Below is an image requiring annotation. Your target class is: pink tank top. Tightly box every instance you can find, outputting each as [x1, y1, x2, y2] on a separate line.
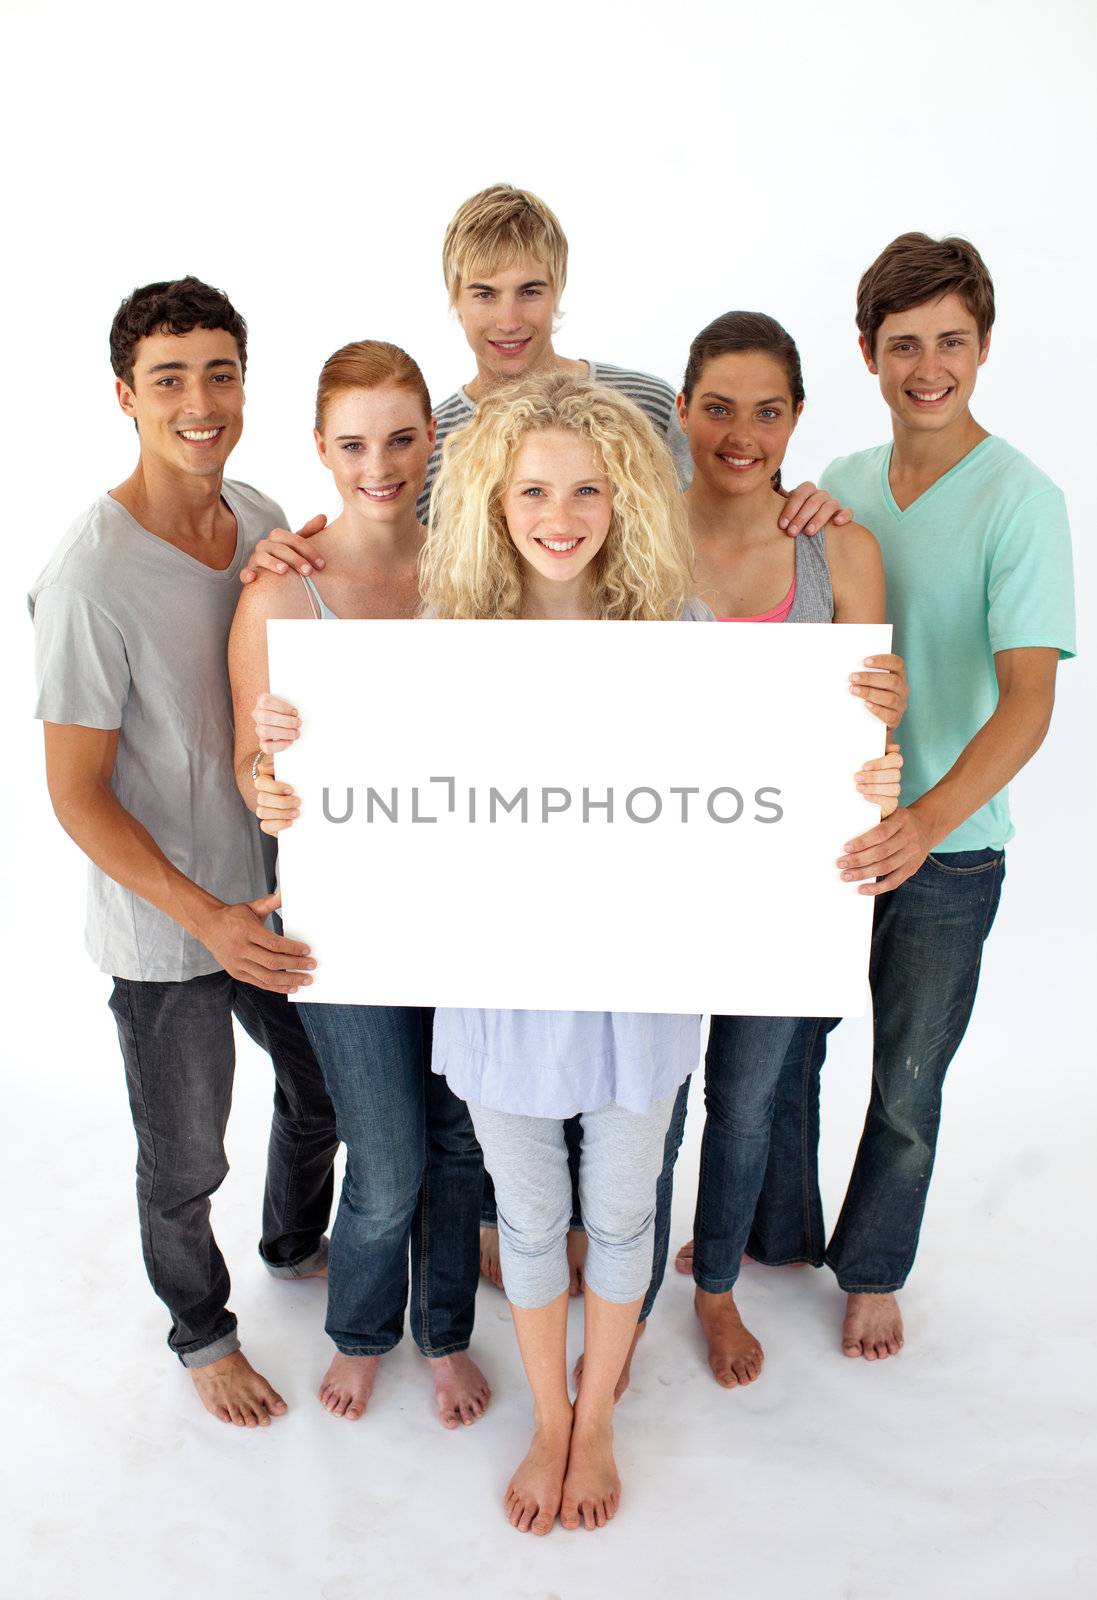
[717, 575, 796, 624]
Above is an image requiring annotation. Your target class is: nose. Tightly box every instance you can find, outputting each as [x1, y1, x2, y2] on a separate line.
[495, 295, 525, 333]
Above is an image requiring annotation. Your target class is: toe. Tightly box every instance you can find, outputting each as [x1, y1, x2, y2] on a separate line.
[532, 1507, 555, 1536]
[346, 1401, 364, 1420]
[582, 1500, 596, 1531]
[560, 1501, 580, 1531]
[517, 1501, 536, 1533]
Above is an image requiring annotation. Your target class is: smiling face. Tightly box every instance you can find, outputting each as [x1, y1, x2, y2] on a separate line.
[456, 254, 557, 386]
[862, 291, 990, 435]
[678, 350, 801, 499]
[501, 428, 612, 589]
[116, 326, 244, 478]
[315, 385, 435, 523]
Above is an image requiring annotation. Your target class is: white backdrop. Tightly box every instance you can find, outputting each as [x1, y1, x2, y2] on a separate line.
[2, 3, 1094, 1597]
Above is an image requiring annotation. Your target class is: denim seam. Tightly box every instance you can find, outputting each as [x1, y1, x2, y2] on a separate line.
[800, 1020, 825, 1264]
[243, 985, 308, 1259]
[116, 982, 164, 1322]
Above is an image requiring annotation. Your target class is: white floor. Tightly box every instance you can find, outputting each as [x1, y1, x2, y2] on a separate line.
[5, 865, 1096, 1600]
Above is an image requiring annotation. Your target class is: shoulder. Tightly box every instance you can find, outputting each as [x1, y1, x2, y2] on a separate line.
[232, 566, 314, 628]
[223, 479, 288, 534]
[432, 389, 474, 430]
[979, 437, 1065, 512]
[28, 497, 127, 618]
[820, 444, 888, 496]
[820, 519, 881, 566]
[588, 362, 678, 421]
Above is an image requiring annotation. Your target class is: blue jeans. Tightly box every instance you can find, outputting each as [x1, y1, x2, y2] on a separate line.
[109, 973, 339, 1367]
[298, 1003, 481, 1356]
[690, 1015, 805, 1293]
[480, 1081, 691, 1323]
[748, 848, 1006, 1291]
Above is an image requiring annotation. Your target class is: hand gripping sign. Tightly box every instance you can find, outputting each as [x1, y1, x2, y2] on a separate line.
[267, 618, 892, 1015]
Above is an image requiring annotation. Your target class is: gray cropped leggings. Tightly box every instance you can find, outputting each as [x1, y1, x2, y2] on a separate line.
[468, 1092, 679, 1309]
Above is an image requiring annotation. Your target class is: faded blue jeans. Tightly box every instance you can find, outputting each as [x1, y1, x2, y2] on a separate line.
[109, 974, 338, 1368]
[298, 1003, 481, 1356]
[748, 848, 1006, 1292]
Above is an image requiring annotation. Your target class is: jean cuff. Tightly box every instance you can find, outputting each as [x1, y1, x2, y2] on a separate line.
[179, 1330, 242, 1369]
[262, 1235, 329, 1280]
[417, 1339, 472, 1359]
[692, 1271, 741, 1295]
[832, 1278, 906, 1294]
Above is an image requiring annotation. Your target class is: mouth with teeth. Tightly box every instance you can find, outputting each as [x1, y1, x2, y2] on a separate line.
[534, 536, 583, 558]
[489, 338, 533, 357]
[905, 386, 954, 407]
[717, 452, 762, 473]
[358, 482, 406, 502]
[178, 426, 225, 447]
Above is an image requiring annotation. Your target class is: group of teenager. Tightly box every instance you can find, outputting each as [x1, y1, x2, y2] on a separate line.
[30, 185, 1075, 1538]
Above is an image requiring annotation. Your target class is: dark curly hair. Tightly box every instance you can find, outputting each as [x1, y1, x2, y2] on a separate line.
[109, 275, 247, 387]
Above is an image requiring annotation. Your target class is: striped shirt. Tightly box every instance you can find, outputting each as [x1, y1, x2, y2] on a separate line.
[417, 360, 693, 521]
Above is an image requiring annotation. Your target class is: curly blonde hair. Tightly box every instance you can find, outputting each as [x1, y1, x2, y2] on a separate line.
[421, 373, 694, 620]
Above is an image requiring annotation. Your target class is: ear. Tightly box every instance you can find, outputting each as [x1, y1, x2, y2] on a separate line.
[313, 428, 328, 466]
[789, 399, 804, 434]
[858, 334, 879, 376]
[426, 414, 438, 449]
[675, 391, 688, 430]
[977, 329, 992, 367]
[116, 376, 137, 419]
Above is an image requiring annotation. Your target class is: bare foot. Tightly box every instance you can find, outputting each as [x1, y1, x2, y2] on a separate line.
[573, 1319, 645, 1402]
[504, 1415, 573, 1535]
[561, 1417, 621, 1531]
[674, 1238, 694, 1274]
[318, 1352, 380, 1419]
[694, 1288, 763, 1387]
[479, 1226, 505, 1291]
[190, 1350, 287, 1428]
[567, 1230, 588, 1297]
[429, 1351, 491, 1429]
[842, 1292, 904, 1360]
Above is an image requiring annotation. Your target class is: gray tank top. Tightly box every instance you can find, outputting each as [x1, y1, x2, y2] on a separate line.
[785, 528, 834, 622]
[299, 572, 339, 620]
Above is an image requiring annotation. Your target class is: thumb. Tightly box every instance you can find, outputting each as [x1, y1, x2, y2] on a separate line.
[248, 890, 282, 917]
[296, 513, 327, 538]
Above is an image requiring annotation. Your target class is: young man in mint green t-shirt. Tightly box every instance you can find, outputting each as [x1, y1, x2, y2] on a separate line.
[749, 233, 1075, 1362]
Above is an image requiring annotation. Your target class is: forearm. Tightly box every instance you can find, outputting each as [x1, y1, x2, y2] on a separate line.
[51, 783, 222, 938]
[235, 745, 265, 814]
[909, 691, 1053, 848]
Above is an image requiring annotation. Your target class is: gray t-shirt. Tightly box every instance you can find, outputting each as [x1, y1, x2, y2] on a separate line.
[29, 480, 285, 982]
[417, 360, 693, 521]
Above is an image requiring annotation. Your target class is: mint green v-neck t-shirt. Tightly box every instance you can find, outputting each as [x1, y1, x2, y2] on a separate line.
[821, 436, 1075, 853]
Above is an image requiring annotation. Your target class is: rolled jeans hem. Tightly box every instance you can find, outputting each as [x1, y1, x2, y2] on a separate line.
[179, 1331, 242, 1369]
[692, 1271, 741, 1296]
[262, 1235, 329, 1279]
[748, 1251, 823, 1270]
[829, 1271, 907, 1294]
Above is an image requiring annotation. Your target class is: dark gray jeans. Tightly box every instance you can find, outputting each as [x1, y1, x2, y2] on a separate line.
[109, 972, 339, 1367]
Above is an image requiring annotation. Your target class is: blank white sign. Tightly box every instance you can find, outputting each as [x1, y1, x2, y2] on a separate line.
[268, 618, 892, 1016]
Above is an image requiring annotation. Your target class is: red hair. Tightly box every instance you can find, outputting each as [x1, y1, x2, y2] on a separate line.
[314, 340, 431, 430]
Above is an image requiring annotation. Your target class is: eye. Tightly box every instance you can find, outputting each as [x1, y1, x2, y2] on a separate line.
[341, 441, 363, 453]
[473, 290, 494, 301]
[391, 435, 414, 449]
[705, 404, 728, 418]
[521, 287, 543, 297]
[942, 338, 964, 348]
[210, 372, 236, 384]
[894, 343, 915, 354]
[521, 486, 544, 498]
[758, 408, 781, 421]
[156, 376, 179, 387]
[576, 485, 600, 496]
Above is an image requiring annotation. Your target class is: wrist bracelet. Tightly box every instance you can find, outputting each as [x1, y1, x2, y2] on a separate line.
[252, 750, 268, 784]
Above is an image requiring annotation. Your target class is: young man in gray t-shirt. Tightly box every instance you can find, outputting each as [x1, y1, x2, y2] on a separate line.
[29, 277, 338, 1427]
